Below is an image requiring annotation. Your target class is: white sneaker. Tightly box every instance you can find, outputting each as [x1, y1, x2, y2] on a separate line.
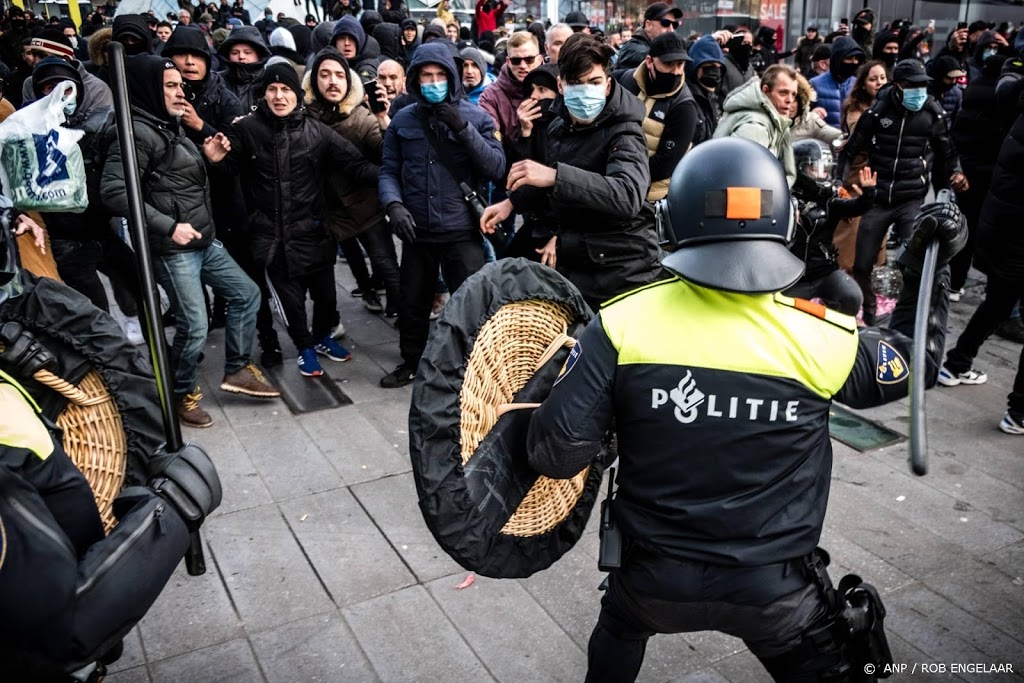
[937, 365, 988, 387]
[949, 287, 964, 302]
[123, 317, 145, 346]
[999, 411, 1024, 435]
[331, 321, 346, 339]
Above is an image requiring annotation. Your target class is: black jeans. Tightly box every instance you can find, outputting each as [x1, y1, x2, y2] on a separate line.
[852, 200, 921, 322]
[949, 173, 989, 292]
[51, 236, 141, 317]
[586, 549, 838, 682]
[398, 236, 485, 368]
[339, 220, 401, 307]
[945, 274, 1024, 413]
[266, 252, 338, 351]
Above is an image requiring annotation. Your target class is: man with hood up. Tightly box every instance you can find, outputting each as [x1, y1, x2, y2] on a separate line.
[304, 47, 401, 317]
[101, 54, 280, 428]
[968, 29, 1009, 83]
[374, 21, 405, 65]
[217, 25, 271, 111]
[332, 15, 383, 80]
[207, 63, 380, 379]
[163, 25, 284, 367]
[872, 30, 901, 74]
[685, 34, 725, 145]
[481, 33, 661, 310]
[270, 26, 307, 80]
[809, 35, 864, 127]
[378, 41, 505, 388]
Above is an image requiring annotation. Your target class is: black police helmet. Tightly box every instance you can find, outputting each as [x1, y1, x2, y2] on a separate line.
[792, 138, 835, 202]
[659, 137, 803, 294]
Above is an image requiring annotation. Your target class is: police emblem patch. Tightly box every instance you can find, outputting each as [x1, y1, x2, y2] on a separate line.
[554, 342, 582, 386]
[876, 340, 908, 384]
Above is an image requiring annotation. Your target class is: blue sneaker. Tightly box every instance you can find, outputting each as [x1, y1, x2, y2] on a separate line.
[316, 336, 352, 362]
[297, 347, 324, 377]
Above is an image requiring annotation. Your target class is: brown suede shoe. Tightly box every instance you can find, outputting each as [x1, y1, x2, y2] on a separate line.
[220, 363, 281, 398]
[177, 387, 213, 428]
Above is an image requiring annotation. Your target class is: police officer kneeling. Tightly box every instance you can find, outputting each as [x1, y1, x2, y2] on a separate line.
[527, 137, 965, 682]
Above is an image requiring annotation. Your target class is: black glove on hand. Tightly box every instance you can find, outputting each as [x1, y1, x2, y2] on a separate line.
[387, 202, 417, 244]
[897, 201, 967, 273]
[433, 102, 467, 132]
[0, 321, 57, 378]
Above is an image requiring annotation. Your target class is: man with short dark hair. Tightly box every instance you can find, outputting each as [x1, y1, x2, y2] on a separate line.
[482, 33, 661, 309]
[615, 2, 682, 70]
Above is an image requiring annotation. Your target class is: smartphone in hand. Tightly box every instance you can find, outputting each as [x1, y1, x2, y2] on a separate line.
[365, 80, 388, 115]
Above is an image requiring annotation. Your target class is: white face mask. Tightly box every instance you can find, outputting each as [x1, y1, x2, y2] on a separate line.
[68, 35, 79, 49]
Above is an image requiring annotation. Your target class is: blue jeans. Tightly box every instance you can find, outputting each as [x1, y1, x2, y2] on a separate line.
[156, 241, 260, 397]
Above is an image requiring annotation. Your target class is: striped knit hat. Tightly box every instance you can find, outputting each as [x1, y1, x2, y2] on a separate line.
[29, 30, 75, 61]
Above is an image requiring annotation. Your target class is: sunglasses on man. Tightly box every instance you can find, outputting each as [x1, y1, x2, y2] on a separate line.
[659, 17, 680, 28]
[508, 54, 539, 66]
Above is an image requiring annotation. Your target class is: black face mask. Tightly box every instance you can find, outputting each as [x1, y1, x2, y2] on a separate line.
[880, 52, 897, 69]
[837, 60, 860, 79]
[535, 97, 557, 126]
[853, 25, 871, 43]
[698, 65, 722, 89]
[648, 66, 682, 94]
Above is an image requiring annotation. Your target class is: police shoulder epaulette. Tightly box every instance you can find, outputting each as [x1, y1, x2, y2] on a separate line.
[600, 276, 679, 309]
[773, 293, 857, 332]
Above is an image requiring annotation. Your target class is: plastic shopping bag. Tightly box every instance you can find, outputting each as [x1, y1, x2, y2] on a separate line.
[0, 81, 88, 213]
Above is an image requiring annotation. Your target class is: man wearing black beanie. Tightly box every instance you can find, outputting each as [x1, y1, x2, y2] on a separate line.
[204, 61, 380, 379]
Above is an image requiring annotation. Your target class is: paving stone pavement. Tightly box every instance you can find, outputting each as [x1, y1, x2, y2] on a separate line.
[105, 267, 1024, 683]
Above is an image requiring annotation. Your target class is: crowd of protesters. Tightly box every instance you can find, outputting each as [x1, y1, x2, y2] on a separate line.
[0, 2, 1021, 435]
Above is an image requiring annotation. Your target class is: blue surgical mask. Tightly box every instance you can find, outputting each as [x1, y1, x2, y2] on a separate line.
[901, 86, 927, 111]
[421, 80, 448, 104]
[562, 83, 606, 122]
[983, 48, 998, 61]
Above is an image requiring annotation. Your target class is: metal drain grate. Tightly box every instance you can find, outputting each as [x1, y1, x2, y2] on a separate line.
[265, 366, 353, 415]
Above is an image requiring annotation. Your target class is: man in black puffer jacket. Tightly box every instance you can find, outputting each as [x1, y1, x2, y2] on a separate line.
[208, 63, 379, 379]
[838, 59, 966, 324]
[163, 25, 283, 366]
[101, 55, 280, 429]
[217, 25, 270, 111]
[482, 33, 663, 310]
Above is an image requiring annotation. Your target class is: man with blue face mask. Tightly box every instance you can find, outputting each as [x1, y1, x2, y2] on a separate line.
[378, 41, 505, 389]
[481, 32, 664, 310]
[838, 58, 966, 325]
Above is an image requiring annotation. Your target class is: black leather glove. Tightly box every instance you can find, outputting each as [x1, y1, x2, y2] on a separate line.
[433, 102, 467, 132]
[897, 201, 967, 273]
[387, 202, 417, 244]
[148, 443, 223, 532]
[0, 321, 57, 378]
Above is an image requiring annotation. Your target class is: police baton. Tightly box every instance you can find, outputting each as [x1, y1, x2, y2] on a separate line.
[108, 42, 207, 575]
[908, 189, 953, 476]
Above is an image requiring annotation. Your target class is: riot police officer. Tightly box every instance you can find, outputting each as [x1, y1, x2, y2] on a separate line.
[526, 137, 966, 681]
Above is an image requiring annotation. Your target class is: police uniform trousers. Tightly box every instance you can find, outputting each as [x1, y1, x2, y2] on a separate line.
[587, 546, 839, 683]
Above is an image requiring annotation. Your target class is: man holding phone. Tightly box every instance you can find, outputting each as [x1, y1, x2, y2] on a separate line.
[937, 22, 971, 71]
